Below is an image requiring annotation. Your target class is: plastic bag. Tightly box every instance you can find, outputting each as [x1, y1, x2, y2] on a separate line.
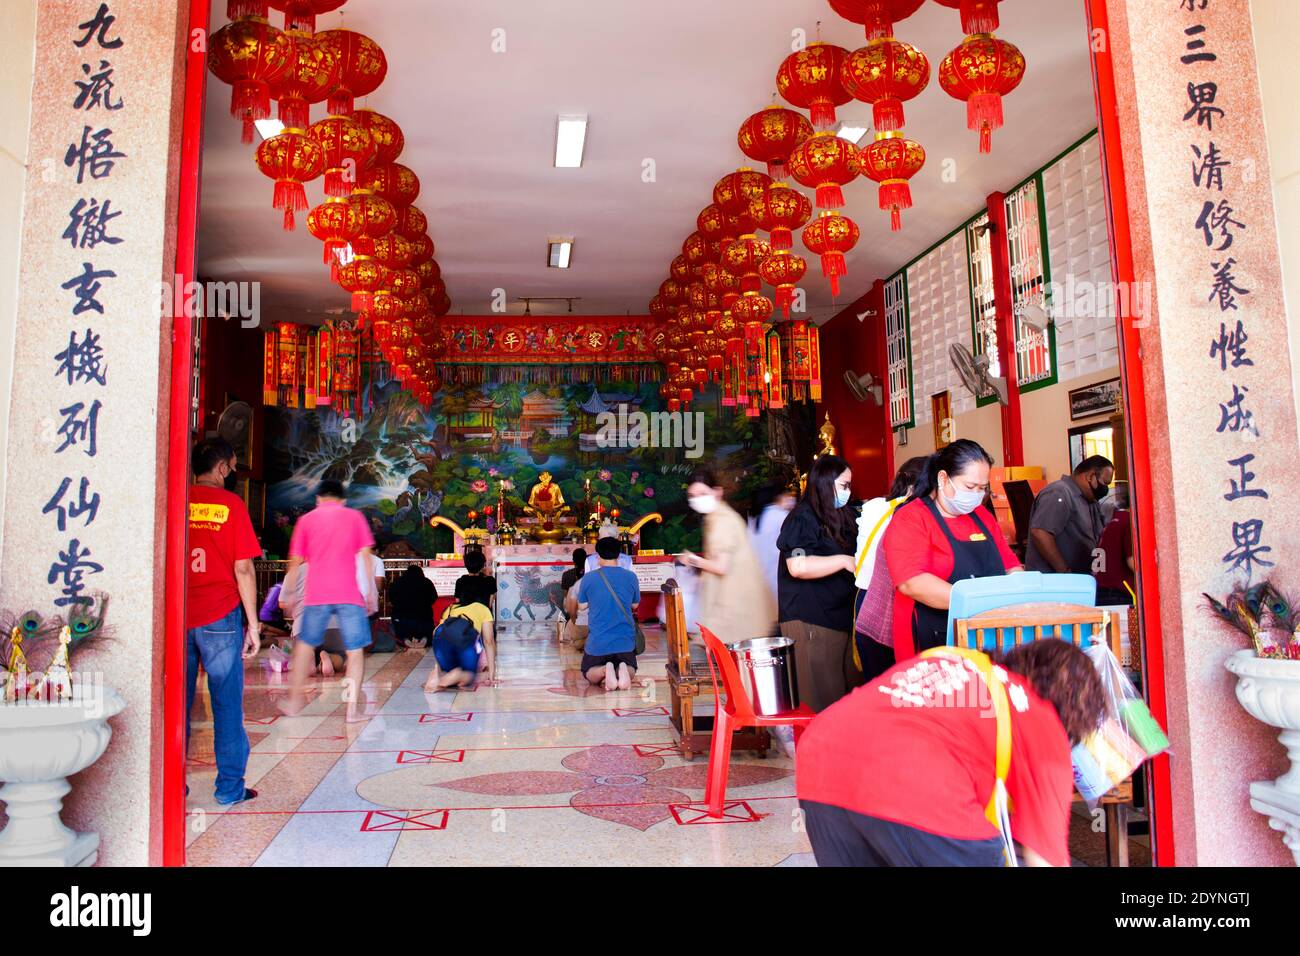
[265, 644, 291, 673]
[1084, 642, 1170, 758]
[1072, 718, 1149, 808]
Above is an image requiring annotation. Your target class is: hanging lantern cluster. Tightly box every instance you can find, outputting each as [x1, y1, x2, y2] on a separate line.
[211, 2, 450, 409]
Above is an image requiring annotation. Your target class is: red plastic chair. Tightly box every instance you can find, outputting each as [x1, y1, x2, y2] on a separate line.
[699, 624, 815, 818]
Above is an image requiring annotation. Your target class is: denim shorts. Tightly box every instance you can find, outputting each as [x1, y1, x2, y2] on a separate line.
[432, 637, 480, 673]
[298, 603, 372, 651]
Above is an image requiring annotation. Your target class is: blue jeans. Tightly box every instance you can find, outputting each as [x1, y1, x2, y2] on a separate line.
[186, 605, 250, 804]
[298, 603, 372, 651]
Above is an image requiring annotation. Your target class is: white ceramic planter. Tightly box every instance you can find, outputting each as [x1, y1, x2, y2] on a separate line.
[0, 687, 125, 867]
[1224, 650, 1300, 865]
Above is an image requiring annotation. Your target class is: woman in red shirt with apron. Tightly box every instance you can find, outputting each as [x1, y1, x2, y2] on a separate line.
[883, 440, 1022, 660]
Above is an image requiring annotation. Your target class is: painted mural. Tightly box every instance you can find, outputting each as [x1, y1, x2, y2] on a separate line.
[261, 376, 793, 558]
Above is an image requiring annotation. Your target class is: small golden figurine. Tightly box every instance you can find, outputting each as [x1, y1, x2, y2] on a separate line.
[45, 625, 73, 702]
[818, 412, 837, 457]
[4, 627, 28, 703]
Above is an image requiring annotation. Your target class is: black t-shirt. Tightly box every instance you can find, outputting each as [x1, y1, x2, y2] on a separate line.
[775, 500, 857, 630]
[389, 573, 436, 622]
[560, 568, 583, 592]
[455, 573, 497, 608]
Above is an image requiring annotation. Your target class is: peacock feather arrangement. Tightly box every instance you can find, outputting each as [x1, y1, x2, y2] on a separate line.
[1203, 580, 1300, 660]
[0, 595, 111, 703]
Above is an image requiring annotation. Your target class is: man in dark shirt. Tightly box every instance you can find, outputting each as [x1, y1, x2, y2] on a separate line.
[454, 549, 497, 609]
[1024, 455, 1113, 576]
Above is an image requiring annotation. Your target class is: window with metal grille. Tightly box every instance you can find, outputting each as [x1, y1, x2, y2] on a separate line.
[1004, 175, 1057, 390]
[965, 213, 1000, 404]
[884, 271, 913, 429]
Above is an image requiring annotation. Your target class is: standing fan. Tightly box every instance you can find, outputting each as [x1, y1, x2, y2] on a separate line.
[949, 343, 1008, 405]
[843, 369, 883, 406]
[216, 401, 254, 455]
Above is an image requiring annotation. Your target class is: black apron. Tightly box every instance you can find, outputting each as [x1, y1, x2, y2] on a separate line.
[911, 497, 1007, 654]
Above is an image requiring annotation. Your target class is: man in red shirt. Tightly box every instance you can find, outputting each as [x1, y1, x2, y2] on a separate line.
[186, 438, 263, 806]
[796, 639, 1108, 867]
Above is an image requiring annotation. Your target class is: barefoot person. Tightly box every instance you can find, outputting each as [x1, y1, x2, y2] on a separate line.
[572, 536, 641, 691]
[281, 479, 376, 721]
[423, 597, 496, 692]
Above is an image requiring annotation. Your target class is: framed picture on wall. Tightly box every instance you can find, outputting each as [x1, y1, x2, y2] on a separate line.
[1069, 377, 1122, 421]
[931, 391, 952, 449]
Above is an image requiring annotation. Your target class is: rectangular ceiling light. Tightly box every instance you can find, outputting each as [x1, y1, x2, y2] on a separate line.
[547, 238, 574, 269]
[255, 117, 285, 141]
[554, 114, 588, 168]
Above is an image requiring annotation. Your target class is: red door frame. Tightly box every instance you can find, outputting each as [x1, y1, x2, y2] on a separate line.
[1085, 0, 1175, 865]
[160, 0, 1176, 866]
[162, 0, 210, 867]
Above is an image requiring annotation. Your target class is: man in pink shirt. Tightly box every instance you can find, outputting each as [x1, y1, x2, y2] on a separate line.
[281, 479, 376, 720]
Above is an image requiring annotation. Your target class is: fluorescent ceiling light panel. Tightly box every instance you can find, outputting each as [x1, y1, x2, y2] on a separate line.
[255, 117, 285, 141]
[547, 239, 573, 269]
[837, 124, 868, 144]
[555, 114, 588, 168]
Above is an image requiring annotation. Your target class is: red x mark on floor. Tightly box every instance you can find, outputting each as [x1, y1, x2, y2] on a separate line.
[418, 712, 474, 723]
[396, 749, 466, 764]
[669, 802, 762, 825]
[360, 809, 449, 832]
[612, 706, 669, 717]
[245, 715, 280, 725]
[633, 744, 682, 757]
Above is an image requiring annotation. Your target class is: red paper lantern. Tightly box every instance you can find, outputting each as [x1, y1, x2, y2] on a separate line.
[670, 255, 692, 283]
[938, 34, 1026, 154]
[731, 292, 775, 325]
[659, 278, 686, 305]
[858, 132, 926, 230]
[749, 182, 813, 251]
[696, 204, 730, 243]
[255, 129, 325, 230]
[737, 105, 814, 180]
[317, 29, 387, 115]
[307, 113, 373, 198]
[382, 266, 422, 300]
[841, 38, 931, 133]
[722, 235, 771, 295]
[827, 0, 927, 40]
[802, 212, 860, 297]
[336, 256, 388, 313]
[269, 31, 338, 131]
[270, 0, 347, 34]
[343, 187, 396, 258]
[370, 232, 414, 271]
[701, 262, 741, 297]
[776, 43, 853, 130]
[683, 232, 718, 271]
[760, 251, 808, 318]
[306, 197, 361, 280]
[227, 1, 269, 19]
[787, 131, 860, 211]
[416, 259, 442, 290]
[430, 291, 452, 317]
[934, 0, 1003, 34]
[396, 205, 428, 240]
[350, 109, 404, 164]
[713, 168, 774, 217]
[361, 162, 420, 208]
[406, 233, 435, 266]
[207, 18, 292, 144]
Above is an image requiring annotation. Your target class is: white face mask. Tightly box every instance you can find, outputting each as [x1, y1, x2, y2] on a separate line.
[689, 495, 718, 515]
[939, 475, 984, 516]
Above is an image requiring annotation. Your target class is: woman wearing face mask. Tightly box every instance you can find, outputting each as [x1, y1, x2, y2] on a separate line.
[682, 468, 778, 648]
[775, 454, 860, 712]
[882, 439, 1023, 661]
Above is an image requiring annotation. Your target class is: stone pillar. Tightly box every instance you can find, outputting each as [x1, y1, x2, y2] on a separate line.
[0, 1, 188, 865]
[1108, 0, 1299, 864]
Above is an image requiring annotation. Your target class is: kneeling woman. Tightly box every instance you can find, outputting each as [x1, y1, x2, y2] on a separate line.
[883, 439, 1021, 661]
[424, 597, 496, 691]
[797, 639, 1107, 866]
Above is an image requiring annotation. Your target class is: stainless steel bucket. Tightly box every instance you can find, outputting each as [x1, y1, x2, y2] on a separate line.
[729, 637, 799, 716]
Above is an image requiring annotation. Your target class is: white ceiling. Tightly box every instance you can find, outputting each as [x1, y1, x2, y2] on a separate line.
[196, 0, 1100, 323]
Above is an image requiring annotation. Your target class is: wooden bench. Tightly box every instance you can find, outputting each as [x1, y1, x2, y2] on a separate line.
[662, 583, 767, 759]
[952, 602, 1139, 867]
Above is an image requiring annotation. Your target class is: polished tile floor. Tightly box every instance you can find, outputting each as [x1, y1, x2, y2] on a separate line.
[184, 623, 814, 866]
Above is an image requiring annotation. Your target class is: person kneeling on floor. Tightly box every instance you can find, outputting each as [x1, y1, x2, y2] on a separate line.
[574, 536, 641, 691]
[424, 597, 496, 692]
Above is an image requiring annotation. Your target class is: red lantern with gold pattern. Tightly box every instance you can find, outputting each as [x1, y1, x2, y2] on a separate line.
[649, 295, 670, 321]
[776, 43, 853, 130]
[934, 0, 1003, 34]
[228, 1, 269, 18]
[430, 291, 452, 317]
[859, 132, 926, 231]
[415, 258, 441, 291]
[701, 262, 741, 298]
[737, 105, 814, 180]
[308, 113, 373, 197]
[760, 251, 808, 318]
[682, 232, 717, 272]
[938, 34, 1026, 154]
[369, 232, 414, 271]
[396, 205, 428, 240]
[336, 256, 388, 313]
[827, 0, 927, 40]
[317, 29, 387, 115]
[787, 131, 860, 211]
[670, 255, 692, 284]
[659, 278, 686, 306]
[350, 109, 404, 164]
[749, 182, 813, 251]
[802, 212, 860, 297]
[344, 187, 396, 258]
[713, 168, 774, 218]
[841, 38, 931, 133]
[207, 18, 292, 144]
[731, 292, 775, 325]
[406, 233, 435, 266]
[361, 163, 420, 208]
[269, 31, 338, 130]
[255, 129, 325, 230]
[697, 203, 729, 243]
[382, 266, 422, 300]
[307, 197, 361, 280]
[270, 0, 347, 34]
[722, 234, 771, 295]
